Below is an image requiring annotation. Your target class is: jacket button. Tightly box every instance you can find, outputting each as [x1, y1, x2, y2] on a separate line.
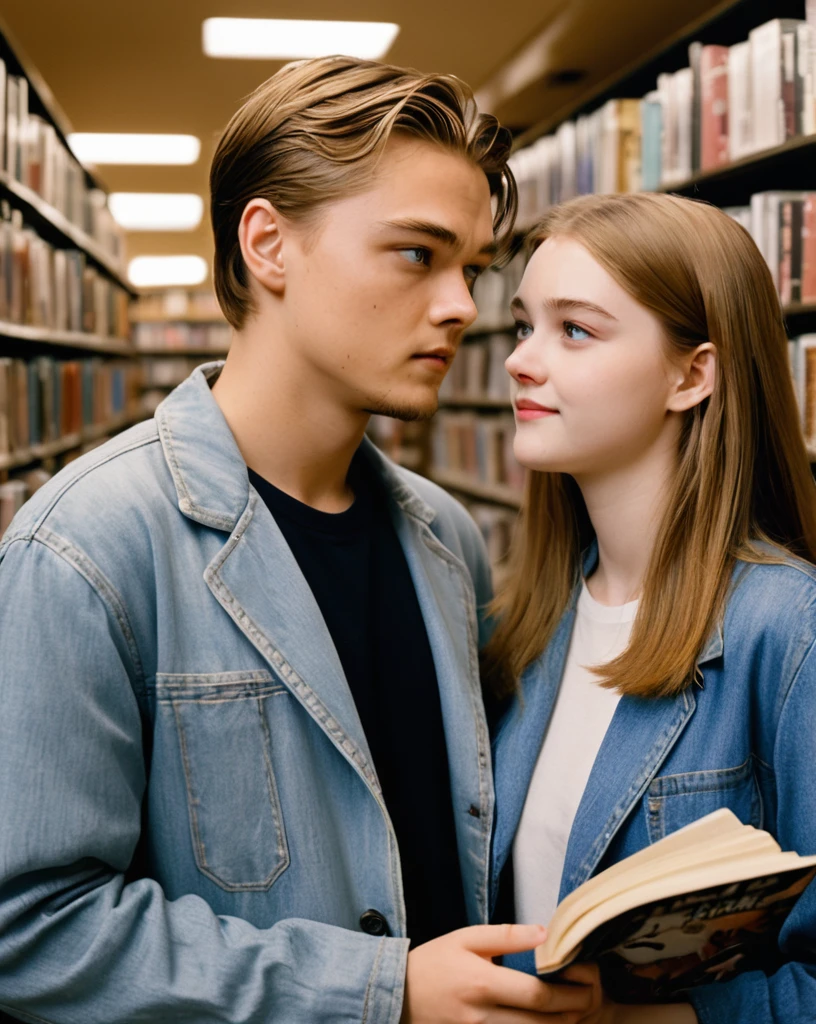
[359, 909, 390, 936]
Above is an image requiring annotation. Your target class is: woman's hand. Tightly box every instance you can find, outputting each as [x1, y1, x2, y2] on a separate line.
[559, 963, 698, 1024]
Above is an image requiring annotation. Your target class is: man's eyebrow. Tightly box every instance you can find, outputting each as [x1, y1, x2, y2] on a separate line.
[511, 295, 617, 320]
[379, 218, 497, 257]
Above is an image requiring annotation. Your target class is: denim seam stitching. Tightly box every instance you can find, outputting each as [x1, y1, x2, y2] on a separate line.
[361, 937, 386, 1024]
[418, 521, 493, 919]
[26, 426, 160, 538]
[773, 631, 816, 768]
[159, 409, 237, 531]
[572, 689, 694, 888]
[29, 530, 146, 691]
[256, 694, 291, 880]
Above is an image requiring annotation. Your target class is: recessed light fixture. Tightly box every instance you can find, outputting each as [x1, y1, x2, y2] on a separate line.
[202, 18, 400, 61]
[109, 193, 204, 231]
[68, 134, 201, 166]
[128, 255, 208, 288]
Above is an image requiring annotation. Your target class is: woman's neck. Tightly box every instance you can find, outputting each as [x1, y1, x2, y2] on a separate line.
[575, 437, 678, 607]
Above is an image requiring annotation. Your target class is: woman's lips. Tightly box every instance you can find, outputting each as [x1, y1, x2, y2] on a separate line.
[515, 399, 558, 421]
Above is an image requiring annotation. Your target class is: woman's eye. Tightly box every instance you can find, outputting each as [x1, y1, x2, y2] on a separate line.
[399, 247, 430, 267]
[515, 320, 533, 342]
[564, 320, 591, 341]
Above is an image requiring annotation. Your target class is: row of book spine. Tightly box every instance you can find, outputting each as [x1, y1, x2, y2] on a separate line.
[470, 188, 816, 330]
[0, 58, 125, 263]
[0, 200, 129, 336]
[132, 321, 232, 352]
[790, 335, 816, 446]
[510, 17, 816, 224]
[431, 410, 525, 494]
[0, 355, 142, 456]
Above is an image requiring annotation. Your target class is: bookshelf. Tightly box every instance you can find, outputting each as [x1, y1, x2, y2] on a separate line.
[0, 18, 144, 535]
[420, 0, 816, 577]
[129, 290, 231, 416]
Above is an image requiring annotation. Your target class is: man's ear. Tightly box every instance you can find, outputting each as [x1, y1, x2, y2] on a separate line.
[238, 198, 286, 295]
[667, 342, 717, 413]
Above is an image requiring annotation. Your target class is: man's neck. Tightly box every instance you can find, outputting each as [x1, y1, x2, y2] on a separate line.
[212, 330, 369, 514]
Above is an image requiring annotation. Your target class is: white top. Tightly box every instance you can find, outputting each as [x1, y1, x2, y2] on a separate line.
[513, 582, 639, 927]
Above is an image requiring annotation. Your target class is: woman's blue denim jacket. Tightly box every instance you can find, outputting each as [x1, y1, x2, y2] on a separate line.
[492, 545, 816, 1024]
[0, 364, 494, 1024]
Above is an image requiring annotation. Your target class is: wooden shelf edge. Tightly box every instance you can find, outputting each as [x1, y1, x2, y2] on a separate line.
[130, 316, 228, 326]
[0, 411, 144, 471]
[657, 134, 816, 194]
[429, 469, 523, 508]
[0, 321, 133, 354]
[0, 171, 131, 293]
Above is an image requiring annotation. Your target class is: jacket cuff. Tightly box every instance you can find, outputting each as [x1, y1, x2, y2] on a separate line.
[362, 936, 411, 1024]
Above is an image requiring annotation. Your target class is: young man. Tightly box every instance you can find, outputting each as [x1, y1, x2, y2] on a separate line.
[0, 58, 592, 1023]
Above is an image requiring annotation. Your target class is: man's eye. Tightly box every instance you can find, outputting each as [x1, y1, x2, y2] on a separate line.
[464, 265, 483, 282]
[398, 247, 430, 266]
[515, 321, 533, 342]
[564, 321, 591, 341]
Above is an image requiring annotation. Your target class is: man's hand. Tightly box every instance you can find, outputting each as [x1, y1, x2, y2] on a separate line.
[401, 924, 596, 1023]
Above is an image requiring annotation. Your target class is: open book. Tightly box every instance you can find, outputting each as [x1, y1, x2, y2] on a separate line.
[535, 809, 816, 1003]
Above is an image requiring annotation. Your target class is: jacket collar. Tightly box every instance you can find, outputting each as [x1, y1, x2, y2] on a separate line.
[155, 362, 437, 531]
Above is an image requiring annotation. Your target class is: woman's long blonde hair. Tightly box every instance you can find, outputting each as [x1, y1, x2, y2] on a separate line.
[482, 192, 816, 700]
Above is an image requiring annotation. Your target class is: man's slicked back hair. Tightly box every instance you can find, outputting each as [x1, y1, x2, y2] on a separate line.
[210, 55, 517, 329]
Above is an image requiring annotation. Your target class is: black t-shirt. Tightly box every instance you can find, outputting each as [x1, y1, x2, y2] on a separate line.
[248, 452, 467, 947]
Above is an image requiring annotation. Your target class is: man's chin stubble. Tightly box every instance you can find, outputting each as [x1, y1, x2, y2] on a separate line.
[362, 398, 438, 422]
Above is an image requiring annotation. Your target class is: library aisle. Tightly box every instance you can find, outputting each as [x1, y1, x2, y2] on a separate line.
[2, 0, 814, 579]
[3, 3, 816, 1024]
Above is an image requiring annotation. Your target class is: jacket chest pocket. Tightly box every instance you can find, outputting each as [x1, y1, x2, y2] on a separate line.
[156, 671, 291, 892]
[645, 756, 763, 845]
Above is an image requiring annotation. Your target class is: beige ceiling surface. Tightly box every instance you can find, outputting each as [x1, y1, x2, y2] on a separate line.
[1, 0, 724, 281]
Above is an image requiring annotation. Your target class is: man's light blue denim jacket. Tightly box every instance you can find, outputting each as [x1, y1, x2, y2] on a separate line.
[492, 545, 816, 1024]
[0, 363, 494, 1024]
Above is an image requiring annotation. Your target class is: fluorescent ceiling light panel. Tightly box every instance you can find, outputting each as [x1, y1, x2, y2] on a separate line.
[109, 193, 204, 231]
[202, 18, 400, 60]
[68, 133, 201, 166]
[128, 255, 208, 288]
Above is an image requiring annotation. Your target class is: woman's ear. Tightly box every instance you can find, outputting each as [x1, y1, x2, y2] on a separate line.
[238, 198, 286, 295]
[667, 342, 717, 413]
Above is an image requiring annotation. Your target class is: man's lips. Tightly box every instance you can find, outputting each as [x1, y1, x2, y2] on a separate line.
[515, 398, 558, 420]
[412, 349, 454, 370]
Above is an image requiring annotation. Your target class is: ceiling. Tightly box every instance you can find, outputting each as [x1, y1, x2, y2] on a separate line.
[1, 0, 726, 285]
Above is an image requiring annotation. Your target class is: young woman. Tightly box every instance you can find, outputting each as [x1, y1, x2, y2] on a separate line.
[485, 191, 816, 1024]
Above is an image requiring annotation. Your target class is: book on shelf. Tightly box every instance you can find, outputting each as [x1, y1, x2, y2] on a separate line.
[0, 200, 129, 337]
[431, 410, 525, 494]
[132, 321, 231, 352]
[749, 19, 800, 152]
[439, 333, 514, 404]
[0, 58, 125, 266]
[508, 17, 816, 226]
[0, 355, 141, 457]
[533, 809, 816, 1005]
[699, 45, 729, 171]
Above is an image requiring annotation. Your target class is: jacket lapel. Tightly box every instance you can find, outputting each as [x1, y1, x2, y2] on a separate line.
[558, 687, 697, 898]
[490, 606, 577, 905]
[205, 491, 380, 792]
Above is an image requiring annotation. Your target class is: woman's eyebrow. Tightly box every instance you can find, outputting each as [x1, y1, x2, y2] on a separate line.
[543, 296, 618, 320]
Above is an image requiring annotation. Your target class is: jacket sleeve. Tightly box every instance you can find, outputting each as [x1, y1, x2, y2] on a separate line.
[0, 535, 409, 1024]
[689, 635, 816, 1024]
